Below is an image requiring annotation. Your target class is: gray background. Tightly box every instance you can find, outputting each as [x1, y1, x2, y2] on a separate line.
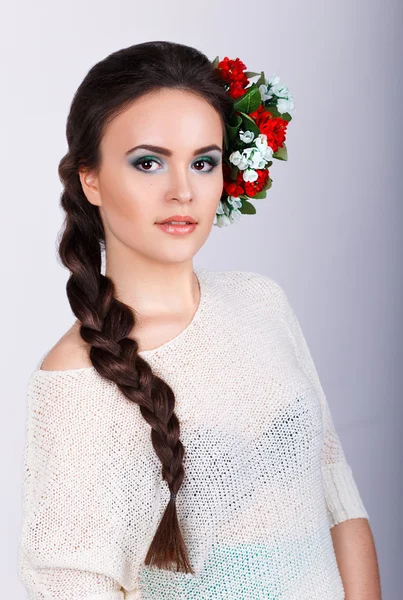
[2, 1, 401, 597]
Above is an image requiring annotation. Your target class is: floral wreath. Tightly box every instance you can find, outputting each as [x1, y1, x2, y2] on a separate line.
[211, 56, 295, 227]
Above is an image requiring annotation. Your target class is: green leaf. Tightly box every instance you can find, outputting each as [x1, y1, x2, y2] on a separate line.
[272, 144, 288, 161]
[252, 190, 267, 199]
[244, 71, 260, 78]
[233, 84, 262, 113]
[240, 198, 257, 215]
[211, 56, 220, 69]
[230, 164, 239, 179]
[280, 112, 292, 123]
[226, 114, 243, 143]
[228, 112, 243, 127]
[239, 113, 260, 137]
[264, 103, 292, 122]
[256, 71, 266, 87]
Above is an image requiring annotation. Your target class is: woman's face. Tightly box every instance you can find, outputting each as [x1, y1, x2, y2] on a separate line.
[79, 88, 224, 266]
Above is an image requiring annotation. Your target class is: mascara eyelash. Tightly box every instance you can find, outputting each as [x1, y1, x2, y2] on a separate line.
[130, 156, 161, 171]
[197, 156, 221, 171]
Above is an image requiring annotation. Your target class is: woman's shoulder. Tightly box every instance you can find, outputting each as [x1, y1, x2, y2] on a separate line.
[203, 267, 285, 300]
[37, 320, 93, 373]
[26, 326, 117, 433]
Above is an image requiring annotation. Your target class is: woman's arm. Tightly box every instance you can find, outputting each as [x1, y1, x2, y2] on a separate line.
[272, 278, 381, 594]
[18, 369, 127, 599]
[331, 517, 382, 599]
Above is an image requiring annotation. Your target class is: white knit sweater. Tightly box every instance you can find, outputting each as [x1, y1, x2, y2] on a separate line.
[17, 267, 369, 600]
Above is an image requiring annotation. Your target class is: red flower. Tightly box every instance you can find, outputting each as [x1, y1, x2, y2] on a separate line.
[228, 81, 249, 99]
[222, 164, 270, 199]
[244, 169, 269, 197]
[249, 105, 288, 153]
[216, 57, 249, 100]
[222, 164, 246, 197]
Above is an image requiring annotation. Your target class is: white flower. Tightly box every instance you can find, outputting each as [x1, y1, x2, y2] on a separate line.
[256, 132, 267, 145]
[249, 147, 268, 169]
[254, 134, 274, 161]
[229, 150, 249, 170]
[243, 147, 266, 169]
[231, 131, 274, 174]
[231, 145, 269, 172]
[227, 196, 242, 209]
[215, 197, 243, 226]
[267, 74, 287, 97]
[214, 213, 232, 227]
[215, 200, 225, 215]
[277, 96, 296, 115]
[239, 129, 255, 143]
[259, 83, 274, 102]
[259, 74, 284, 102]
[229, 208, 242, 224]
[243, 168, 258, 182]
[252, 152, 266, 169]
[214, 200, 230, 227]
[259, 73, 296, 115]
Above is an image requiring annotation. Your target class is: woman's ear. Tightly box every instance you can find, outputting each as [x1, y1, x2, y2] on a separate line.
[78, 168, 102, 207]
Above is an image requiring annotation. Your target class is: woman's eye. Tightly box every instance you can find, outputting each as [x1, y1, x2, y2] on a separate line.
[193, 158, 219, 172]
[133, 157, 160, 172]
[131, 156, 220, 173]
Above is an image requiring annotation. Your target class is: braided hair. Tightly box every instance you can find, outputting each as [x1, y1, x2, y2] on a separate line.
[56, 40, 233, 573]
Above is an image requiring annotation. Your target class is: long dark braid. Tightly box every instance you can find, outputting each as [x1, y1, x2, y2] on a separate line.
[56, 40, 233, 573]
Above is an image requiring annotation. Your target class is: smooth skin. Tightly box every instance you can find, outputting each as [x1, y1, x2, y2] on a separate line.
[40, 88, 381, 597]
[330, 518, 382, 599]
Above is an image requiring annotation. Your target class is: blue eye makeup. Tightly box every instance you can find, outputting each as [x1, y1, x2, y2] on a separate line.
[129, 154, 221, 174]
[193, 156, 221, 172]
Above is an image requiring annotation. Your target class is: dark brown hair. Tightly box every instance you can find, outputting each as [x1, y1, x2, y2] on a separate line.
[56, 41, 234, 573]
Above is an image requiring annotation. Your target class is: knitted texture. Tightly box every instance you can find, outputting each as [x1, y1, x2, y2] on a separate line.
[17, 267, 369, 599]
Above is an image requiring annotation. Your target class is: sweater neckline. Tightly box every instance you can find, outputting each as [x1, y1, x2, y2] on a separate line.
[34, 266, 208, 375]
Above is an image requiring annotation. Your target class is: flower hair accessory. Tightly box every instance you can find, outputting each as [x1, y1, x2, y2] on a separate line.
[211, 56, 296, 227]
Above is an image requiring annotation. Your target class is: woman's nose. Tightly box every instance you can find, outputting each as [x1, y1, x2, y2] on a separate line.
[165, 165, 193, 203]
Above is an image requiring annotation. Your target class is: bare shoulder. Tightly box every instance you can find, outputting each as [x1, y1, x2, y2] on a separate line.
[39, 320, 92, 371]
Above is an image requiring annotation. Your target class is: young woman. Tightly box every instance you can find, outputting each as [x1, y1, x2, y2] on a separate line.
[17, 40, 379, 599]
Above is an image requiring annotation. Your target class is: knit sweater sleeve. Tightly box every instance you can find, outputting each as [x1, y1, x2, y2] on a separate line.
[270, 278, 370, 528]
[17, 371, 130, 600]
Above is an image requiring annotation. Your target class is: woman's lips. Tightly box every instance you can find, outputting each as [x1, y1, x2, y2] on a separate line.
[155, 222, 198, 235]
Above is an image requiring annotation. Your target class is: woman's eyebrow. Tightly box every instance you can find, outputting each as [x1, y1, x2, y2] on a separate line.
[125, 143, 223, 157]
